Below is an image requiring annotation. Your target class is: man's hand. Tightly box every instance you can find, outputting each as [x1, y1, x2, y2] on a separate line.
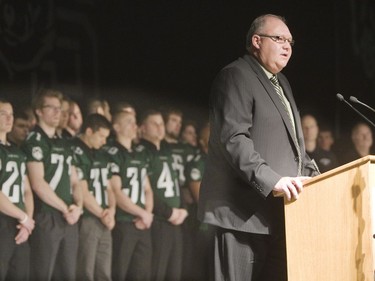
[18, 214, 35, 234]
[139, 211, 153, 229]
[64, 204, 82, 225]
[133, 218, 147, 230]
[168, 208, 188, 225]
[133, 211, 153, 230]
[101, 208, 115, 230]
[15, 226, 30, 245]
[273, 176, 311, 201]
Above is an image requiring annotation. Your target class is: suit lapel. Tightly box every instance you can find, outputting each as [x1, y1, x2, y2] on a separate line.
[243, 55, 301, 150]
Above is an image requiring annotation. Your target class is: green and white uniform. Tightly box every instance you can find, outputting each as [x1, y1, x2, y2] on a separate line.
[166, 141, 197, 187]
[185, 150, 206, 184]
[22, 125, 79, 281]
[71, 138, 112, 214]
[139, 139, 181, 219]
[0, 142, 30, 281]
[107, 141, 149, 222]
[71, 137, 113, 281]
[0, 142, 27, 210]
[22, 125, 74, 213]
[139, 138, 183, 281]
[107, 141, 153, 281]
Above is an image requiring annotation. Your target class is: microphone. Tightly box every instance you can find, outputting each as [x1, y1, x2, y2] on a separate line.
[349, 96, 375, 113]
[336, 93, 375, 128]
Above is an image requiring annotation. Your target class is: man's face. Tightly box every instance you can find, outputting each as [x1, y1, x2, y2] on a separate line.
[318, 131, 334, 151]
[182, 125, 197, 147]
[37, 96, 61, 128]
[142, 114, 165, 142]
[253, 16, 292, 74]
[88, 127, 110, 149]
[352, 124, 373, 149]
[0, 102, 13, 134]
[165, 113, 182, 139]
[9, 118, 29, 143]
[115, 113, 138, 140]
[68, 103, 83, 131]
[302, 115, 319, 142]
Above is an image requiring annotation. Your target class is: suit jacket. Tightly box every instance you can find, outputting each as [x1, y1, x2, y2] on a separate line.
[198, 54, 318, 235]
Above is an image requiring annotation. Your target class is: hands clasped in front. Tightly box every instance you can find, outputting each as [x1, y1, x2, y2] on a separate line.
[101, 208, 116, 230]
[273, 176, 311, 201]
[133, 211, 153, 230]
[63, 204, 82, 225]
[168, 208, 188, 225]
[15, 215, 35, 245]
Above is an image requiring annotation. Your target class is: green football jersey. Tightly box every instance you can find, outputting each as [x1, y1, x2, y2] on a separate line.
[71, 138, 112, 215]
[22, 125, 74, 213]
[107, 141, 149, 222]
[164, 141, 198, 187]
[185, 150, 207, 183]
[0, 142, 26, 211]
[139, 139, 181, 216]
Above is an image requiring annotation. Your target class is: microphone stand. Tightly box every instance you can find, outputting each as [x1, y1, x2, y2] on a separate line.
[349, 96, 375, 114]
[336, 93, 375, 128]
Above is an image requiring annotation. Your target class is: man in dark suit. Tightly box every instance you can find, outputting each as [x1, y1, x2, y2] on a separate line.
[198, 14, 319, 281]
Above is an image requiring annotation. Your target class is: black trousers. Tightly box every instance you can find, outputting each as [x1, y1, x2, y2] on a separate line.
[0, 215, 30, 281]
[151, 220, 183, 281]
[112, 221, 152, 281]
[212, 227, 287, 281]
[29, 211, 78, 281]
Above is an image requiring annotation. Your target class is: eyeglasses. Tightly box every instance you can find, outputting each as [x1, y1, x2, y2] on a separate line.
[42, 105, 62, 112]
[257, 34, 295, 46]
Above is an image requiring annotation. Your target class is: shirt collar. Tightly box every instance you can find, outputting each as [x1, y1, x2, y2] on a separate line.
[258, 63, 275, 80]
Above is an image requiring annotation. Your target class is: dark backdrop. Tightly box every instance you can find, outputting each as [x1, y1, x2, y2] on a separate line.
[0, 0, 374, 141]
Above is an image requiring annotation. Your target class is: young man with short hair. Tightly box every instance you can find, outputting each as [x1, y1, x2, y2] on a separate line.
[22, 89, 83, 281]
[72, 113, 116, 280]
[7, 109, 29, 147]
[162, 108, 199, 280]
[0, 99, 35, 281]
[139, 110, 188, 281]
[108, 111, 154, 280]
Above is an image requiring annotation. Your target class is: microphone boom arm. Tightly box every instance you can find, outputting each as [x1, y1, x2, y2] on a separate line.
[349, 96, 375, 114]
[336, 93, 375, 128]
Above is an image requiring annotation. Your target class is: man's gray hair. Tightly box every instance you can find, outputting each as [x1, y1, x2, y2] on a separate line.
[245, 14, 286, 50]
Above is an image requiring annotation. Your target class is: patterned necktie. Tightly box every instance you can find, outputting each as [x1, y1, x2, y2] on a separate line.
[270, 75, 302, 176]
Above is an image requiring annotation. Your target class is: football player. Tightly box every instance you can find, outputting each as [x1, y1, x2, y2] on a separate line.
[22, 89, 83, 281]
[0, 99, 35, 281]
[139, 110, 187, 281]
[72, 113, 115, 280]
[109, 111, 154, 280]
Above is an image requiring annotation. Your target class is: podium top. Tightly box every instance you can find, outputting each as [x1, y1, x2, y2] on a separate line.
[304, 155, 375, 188]
[273, 155, 375, 202]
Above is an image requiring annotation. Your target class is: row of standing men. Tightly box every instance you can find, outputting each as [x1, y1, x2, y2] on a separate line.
[2, 92, 373, 281]
[0, 90, 211, 281]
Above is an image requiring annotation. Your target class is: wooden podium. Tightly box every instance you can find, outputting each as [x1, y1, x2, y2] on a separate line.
[284, 156, 375, 281]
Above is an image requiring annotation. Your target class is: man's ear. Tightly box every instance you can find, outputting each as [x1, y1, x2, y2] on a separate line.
[252, 35, 261, 49]
[86, 127, 94, 136]
[35, 108, 42, 119]
[112, 123, 119, 133]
